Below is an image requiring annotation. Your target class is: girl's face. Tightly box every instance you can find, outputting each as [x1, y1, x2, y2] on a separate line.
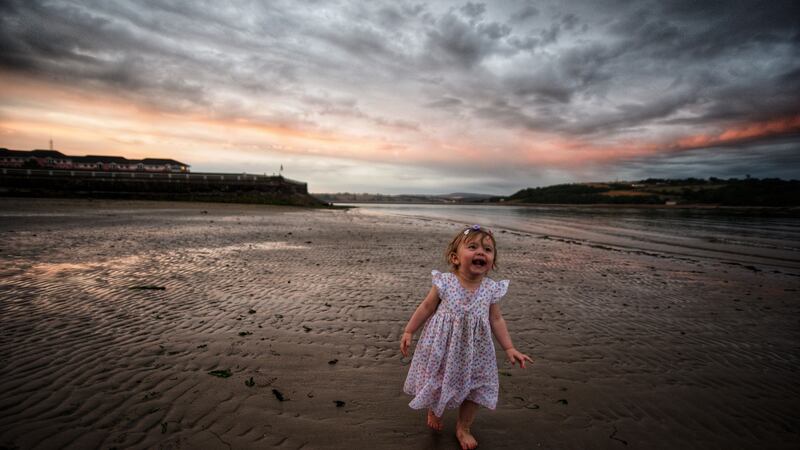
[451, 235, 495, 278]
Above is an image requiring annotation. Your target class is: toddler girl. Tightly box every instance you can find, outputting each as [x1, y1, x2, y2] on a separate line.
[400, 225, 532, 449]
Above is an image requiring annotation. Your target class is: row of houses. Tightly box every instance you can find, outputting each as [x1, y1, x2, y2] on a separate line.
[0, 149, 190, 173]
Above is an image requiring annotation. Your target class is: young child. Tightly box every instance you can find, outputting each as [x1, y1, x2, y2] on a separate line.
[400, 225, 532, 449]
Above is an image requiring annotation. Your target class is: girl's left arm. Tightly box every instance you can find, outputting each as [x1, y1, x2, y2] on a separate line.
[489, 303, 534, 369]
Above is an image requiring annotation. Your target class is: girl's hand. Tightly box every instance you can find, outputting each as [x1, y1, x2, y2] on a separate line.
[505, 348, 533, 369]
[400, 332, 413, 357]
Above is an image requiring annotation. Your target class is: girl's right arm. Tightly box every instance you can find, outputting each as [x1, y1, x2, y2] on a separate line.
[400, 286, 441, 357]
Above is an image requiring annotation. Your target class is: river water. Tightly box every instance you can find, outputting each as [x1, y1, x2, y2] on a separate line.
[341, 203, 800, 272]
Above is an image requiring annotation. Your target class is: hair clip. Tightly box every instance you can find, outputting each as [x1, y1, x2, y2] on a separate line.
[464, 224, 489, 235]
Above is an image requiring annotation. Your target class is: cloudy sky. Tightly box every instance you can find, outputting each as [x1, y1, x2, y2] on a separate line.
[1, 0, 798, 194]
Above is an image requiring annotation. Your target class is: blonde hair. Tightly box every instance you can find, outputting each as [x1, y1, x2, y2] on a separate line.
[444, 226, 498, 270]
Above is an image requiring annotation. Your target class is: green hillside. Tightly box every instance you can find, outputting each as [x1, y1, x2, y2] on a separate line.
[501, 178, 800, 206]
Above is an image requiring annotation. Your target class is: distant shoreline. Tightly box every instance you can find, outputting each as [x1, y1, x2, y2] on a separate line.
[334, 200, 800, 213]
[317, 177, 800, 208]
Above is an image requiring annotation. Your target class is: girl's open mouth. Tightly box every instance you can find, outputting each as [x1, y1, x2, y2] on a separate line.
[472, 258, 486, 266]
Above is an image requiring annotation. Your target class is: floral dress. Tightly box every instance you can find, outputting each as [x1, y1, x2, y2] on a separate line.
[403, 270, 509, 417]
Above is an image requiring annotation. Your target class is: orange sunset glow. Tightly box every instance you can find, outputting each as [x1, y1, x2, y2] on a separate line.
[1, 1, 798, 193]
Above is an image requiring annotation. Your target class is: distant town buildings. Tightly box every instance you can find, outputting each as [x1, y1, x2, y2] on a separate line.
[0, 149, 190, 173]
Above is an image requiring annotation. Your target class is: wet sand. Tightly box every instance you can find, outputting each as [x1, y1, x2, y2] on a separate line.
[0, 198, 798, 449]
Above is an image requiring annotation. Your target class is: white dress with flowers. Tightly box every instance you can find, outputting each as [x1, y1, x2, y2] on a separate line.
[403, 270, 509, 417]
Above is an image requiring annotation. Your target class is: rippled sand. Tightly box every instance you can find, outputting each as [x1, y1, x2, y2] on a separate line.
[1, 198, 798, 449]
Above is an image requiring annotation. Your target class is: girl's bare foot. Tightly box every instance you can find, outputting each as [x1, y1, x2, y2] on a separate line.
[427, 409, 443, 431]
[456, 426, 478, 449]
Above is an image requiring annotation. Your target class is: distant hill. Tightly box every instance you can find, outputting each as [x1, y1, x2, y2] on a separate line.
[312, 192, 492, 203]
[501, 178, 800, 207]
[314, 178, 800, 207]
[439, 192, 495, 201]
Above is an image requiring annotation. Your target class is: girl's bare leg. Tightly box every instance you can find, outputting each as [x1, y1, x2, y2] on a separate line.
[427, 409, 443, 431]
[456, 400, 479, 449]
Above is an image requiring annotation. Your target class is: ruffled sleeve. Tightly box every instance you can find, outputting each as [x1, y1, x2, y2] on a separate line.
[490, 279, 510, 304]
[431, 270, 446, 292]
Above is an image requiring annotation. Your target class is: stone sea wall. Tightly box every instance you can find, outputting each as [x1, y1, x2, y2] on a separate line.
[0, 168, 324, 206]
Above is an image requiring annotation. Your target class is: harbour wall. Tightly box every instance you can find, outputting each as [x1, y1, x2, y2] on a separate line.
[0, 168, 323, 206]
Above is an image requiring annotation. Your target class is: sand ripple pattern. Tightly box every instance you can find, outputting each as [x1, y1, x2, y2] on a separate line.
[0, 198, 798, 449]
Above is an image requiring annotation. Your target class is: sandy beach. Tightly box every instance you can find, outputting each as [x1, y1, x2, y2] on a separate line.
[1, 198, 798, 449]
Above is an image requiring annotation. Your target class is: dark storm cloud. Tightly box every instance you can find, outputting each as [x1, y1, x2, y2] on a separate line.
[508, 43, 616, 104]
[616, 137, 800, 181]
[4, 0, 796, 130]
[509, 4, 539, 24]
[0, 0, 304, 113]
[0, 2, 205, 110]
[587, 0, 800, 125]
[422, 11, 508, 69]
[459, 2, 486, 21]
[409, 0, 799, 141]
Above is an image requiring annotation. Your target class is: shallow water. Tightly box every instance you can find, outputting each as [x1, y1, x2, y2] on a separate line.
[342, 203, 800, 272]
